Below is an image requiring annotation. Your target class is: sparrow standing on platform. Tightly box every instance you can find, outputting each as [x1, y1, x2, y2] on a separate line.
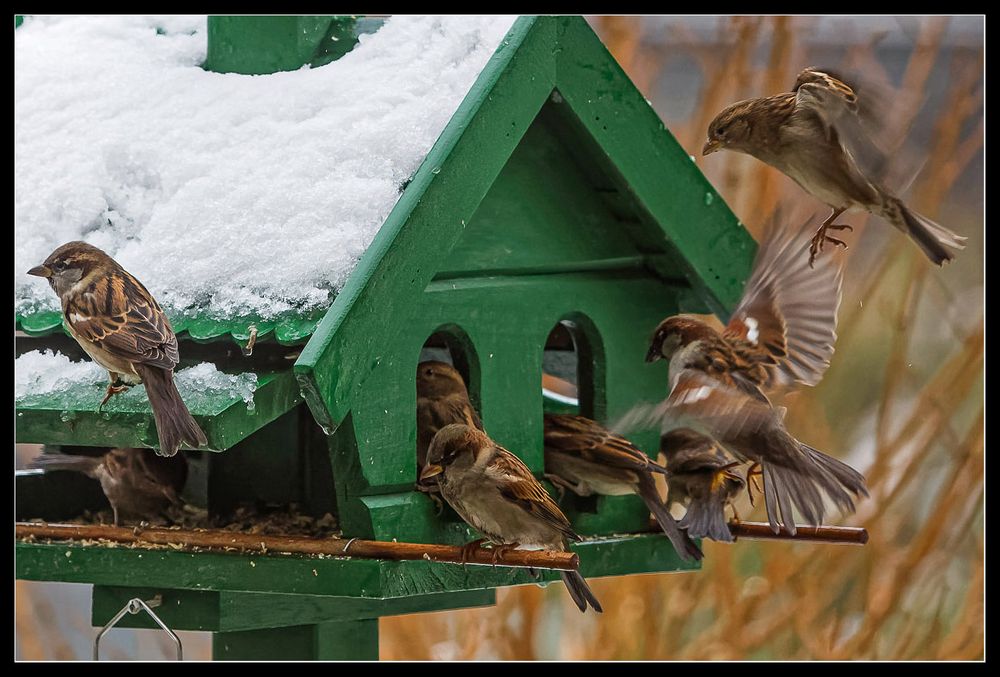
[421, 424, 603, 613]
[28, 447, 188, 526]
[543, 413, 703, 561]
[702, 67, 966, 266]
[27, 241, 206, 457]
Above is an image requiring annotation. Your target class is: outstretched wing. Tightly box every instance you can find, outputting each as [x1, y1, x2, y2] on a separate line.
[793, 67, 890, 185]
[725, 217, 843, 390]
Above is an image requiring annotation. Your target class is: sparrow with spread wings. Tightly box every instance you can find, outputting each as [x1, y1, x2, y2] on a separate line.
[637, 221, 868, 535]
[421, 423, 602, 613]
[703, 67, 966, 266]
[29, 447, 188, 526]
[543, 413, 703, 561]
[28, 241, 206, 457]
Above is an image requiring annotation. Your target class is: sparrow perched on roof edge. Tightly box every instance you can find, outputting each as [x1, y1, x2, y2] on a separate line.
[27, 241, 207, 456]
[703, 67, 966, 266]
[661, 429, 744, 543]
[28, 447, 188, 526]
[421, 424, 602, 613]
[543, 413, 703, 561]
[647, 218, 844, 400]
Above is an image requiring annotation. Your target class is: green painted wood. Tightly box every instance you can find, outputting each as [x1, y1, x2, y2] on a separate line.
[15, 15, 24, 28]
[214, 619, 379, 660]
[204, 16, 333, 75]
[92, 586, 495, 632]
[15, 369, 302, 451]
[16, 310, 63, 335]
[16, 532, 695, 598]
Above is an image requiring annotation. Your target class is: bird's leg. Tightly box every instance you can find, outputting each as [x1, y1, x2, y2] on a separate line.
[416, 482, 445, 515]
[730, 503, 741, 524]
[809, 208, 852, 267]
[460, 538, 487, 566]
[99, 373, 131, 411]
[745, 463, 763, 507]
[489, 542, 520, 566]
[543, 473, 575, 502]
[112, 505, 120, 528]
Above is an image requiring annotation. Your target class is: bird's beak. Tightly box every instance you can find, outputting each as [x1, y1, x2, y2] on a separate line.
[420, 464, 443, 482]
[27, 264, 52, 278]
[701, 138, 721, 156]
[645, 344, 662, 364]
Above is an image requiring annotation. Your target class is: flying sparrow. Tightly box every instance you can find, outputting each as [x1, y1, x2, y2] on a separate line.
[618, 369, 868, 535]
[647, 219, 844, 401]
[703, 67, 966, 266]
[27, 241, 207, 456]
[661, 428, 745, 543]
[542, 413, 703, 561]
[28, 447, 187, 526]
[421, 423, 603, 613]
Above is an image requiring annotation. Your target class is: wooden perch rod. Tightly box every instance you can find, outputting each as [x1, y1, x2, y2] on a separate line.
[14, 522, 579, 571]
[728, 521, 869, 545]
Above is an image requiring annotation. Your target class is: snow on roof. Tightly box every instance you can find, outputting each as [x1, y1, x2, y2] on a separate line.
[16, 349, 258, 408]
[15, 15, 516, 320]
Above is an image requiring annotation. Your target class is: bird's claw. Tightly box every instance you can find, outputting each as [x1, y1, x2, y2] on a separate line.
[99, 382, 131, 411]
[808, 223, 853, 268]
[460, 538, 486, 566]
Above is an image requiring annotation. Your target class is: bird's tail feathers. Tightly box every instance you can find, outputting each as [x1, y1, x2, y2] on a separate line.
[560, 570, 603, 613]
[637, 476, 704, 561]
[888, 198, 966, 265]
[137, 365, 207, 457]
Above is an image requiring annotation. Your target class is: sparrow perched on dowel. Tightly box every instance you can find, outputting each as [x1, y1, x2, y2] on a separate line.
[27, 241, 206, 457]
[542, 413, 703, 561]
[637, 222, 868, 534]
[28, 447, 188, 526]
[702, 67, 966, 266]
[661, 428, 745, 543]
[421, 423, 602, 613]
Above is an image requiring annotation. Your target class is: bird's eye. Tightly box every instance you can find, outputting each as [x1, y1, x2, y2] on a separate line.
[51, 260, 67, 271]
[716, 125, 727, 137]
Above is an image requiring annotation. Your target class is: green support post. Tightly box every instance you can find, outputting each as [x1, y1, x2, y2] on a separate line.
[213, 620, 378, 660]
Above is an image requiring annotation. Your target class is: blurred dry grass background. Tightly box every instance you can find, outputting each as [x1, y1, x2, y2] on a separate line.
[379, 15, 984, 661]
[16, 15, 982, 661]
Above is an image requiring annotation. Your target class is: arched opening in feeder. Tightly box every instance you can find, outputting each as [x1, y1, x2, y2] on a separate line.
[415, 324, 482, 485]
[417, 323, 481, 413]
[542, 313, 605, 420]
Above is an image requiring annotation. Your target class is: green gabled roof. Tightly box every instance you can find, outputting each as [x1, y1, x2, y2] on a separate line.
[294, 15, 755, 432]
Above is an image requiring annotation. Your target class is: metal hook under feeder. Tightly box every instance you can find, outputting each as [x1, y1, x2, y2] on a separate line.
[93, 594, 183, 661]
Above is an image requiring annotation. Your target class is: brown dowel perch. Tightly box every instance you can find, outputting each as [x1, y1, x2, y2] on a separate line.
[728, 521, 869, 545]
[14, 522, 579, 571]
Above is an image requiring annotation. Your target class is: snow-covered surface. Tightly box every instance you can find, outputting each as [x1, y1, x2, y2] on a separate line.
[15, 15, 516, 320]
[15, 350, 259, 410]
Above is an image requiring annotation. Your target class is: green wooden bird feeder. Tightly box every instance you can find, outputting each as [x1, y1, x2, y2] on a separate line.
[15, 15, 755, 660]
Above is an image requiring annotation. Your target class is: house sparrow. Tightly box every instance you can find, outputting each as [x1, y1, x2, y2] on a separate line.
[28, 447, 187, 526]
[27, 241, 206, 457]
[543, 413, 703, 561]
[661, 428, 744, 543]
[647, 219, 844, 400]
[618, 369, 868, 535]
[421, 424, 602, 613]
[416, 361, 483, 469]
[703, 67, 966, 266]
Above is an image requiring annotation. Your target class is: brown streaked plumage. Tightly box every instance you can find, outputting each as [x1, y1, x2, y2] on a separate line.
[703, 67, 966, 266]
[617, 369, 868, 535]
[661, 429, 744, 543]
[421, 424, 602, 613]
[28, 447, 187, 526]
[543, 413, 703, 561]
[647, 219, 844, 399]
[27, 241, 206, 457]
[416, 361, 483, 469]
